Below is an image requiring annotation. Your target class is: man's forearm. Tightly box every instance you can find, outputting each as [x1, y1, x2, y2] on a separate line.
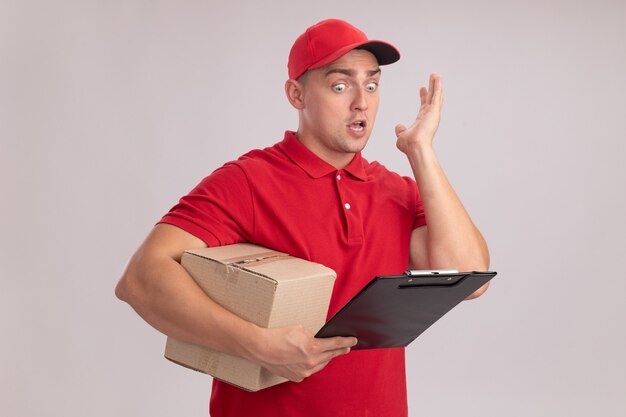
[407, 144, 489, 271]
[116, 254, 262, 361]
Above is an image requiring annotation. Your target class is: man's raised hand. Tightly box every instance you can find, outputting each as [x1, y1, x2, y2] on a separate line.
[395, 73, 443, 155]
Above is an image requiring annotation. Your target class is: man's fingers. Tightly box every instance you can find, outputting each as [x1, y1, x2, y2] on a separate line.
[419, 86, 427, 106]
[432, 73, 443, 106]
[395, 124, 407, 137]
[308, 349, 346, 375]
[420, 73, 442, 108]
[316, 336, 357, 353]
[427, 74, 436, 103]
[312, 346, 352, 373]
[289, 340, 354, 382]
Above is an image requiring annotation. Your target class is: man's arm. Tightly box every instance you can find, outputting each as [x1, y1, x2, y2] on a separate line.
[115, 223, 356, 382]
[396, 74, 490, 299]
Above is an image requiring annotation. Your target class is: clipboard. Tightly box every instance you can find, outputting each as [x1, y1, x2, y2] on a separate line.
[315, 270, 497, 349]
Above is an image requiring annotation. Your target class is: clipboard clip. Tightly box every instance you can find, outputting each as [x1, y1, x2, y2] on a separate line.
[406, 269, 459, 276]
[400, 270, 464, 288]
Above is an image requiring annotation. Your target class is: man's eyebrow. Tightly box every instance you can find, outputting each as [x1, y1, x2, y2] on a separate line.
[324, 68, 382, 77]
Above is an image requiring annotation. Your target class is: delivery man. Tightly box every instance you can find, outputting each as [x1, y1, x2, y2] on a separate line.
[116, 18, 490, 417]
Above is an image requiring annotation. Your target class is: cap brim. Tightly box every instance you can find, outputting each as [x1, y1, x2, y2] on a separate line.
[356, 41, 401, 65]
[308, 40, 400, 72]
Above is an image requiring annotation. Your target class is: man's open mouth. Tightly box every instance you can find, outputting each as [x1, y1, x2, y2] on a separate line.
[348, 120, 366, 132]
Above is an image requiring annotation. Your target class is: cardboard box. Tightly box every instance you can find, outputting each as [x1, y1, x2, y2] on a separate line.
[164, 243, 336, 391]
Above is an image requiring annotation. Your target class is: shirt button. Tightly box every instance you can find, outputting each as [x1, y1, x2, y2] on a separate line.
[336, 174, 341, 180]
[344, 203, 351, 210]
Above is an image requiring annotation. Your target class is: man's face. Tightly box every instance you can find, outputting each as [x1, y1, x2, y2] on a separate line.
[296, 49, 381, 168]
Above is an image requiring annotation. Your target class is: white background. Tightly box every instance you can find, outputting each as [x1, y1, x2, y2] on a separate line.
[2, 0, 625, 416]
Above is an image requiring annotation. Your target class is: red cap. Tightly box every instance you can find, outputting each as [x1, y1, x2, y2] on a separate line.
[288, 19, 400, 80]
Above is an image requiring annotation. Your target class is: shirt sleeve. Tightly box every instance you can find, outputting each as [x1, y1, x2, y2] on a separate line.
[158, 162, 254, 246]
[412, 179, 427, 230]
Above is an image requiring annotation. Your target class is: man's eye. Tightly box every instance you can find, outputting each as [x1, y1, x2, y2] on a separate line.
[365, 82, 378, 92]
[332, 83, 347, 93]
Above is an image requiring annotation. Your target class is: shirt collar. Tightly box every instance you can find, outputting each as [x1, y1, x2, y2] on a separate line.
[278, 131, 367, 181]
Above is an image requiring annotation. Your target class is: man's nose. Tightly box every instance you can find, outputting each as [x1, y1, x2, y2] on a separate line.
[351, 87, 368, 112]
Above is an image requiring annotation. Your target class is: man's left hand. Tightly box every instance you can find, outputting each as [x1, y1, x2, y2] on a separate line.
[395, 73, 443, 154]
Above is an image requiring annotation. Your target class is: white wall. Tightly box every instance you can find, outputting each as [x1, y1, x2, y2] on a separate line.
[2, 1, 625, 416]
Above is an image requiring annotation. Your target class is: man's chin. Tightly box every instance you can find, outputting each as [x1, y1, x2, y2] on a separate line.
[343, 135, 370, 153]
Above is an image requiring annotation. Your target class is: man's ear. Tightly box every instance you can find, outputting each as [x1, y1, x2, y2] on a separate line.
[285, 79, 305, 110]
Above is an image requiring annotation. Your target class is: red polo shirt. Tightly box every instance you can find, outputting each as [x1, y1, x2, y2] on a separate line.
[160, 131, 426, 417]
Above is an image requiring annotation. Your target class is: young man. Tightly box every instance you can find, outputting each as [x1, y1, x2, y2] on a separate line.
[116, 18, 489, 416]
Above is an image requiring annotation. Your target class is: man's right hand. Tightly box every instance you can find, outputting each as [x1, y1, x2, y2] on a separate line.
[250, 325, 357, 382]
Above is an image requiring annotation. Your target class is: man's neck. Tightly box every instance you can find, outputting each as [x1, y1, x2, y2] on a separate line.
[294, 131, 356, 170]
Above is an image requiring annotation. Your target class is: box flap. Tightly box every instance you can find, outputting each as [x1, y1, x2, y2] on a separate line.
[239, 257, 336, 283]
[184, 244, 335, 284]
[185, 244, 287, 266]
